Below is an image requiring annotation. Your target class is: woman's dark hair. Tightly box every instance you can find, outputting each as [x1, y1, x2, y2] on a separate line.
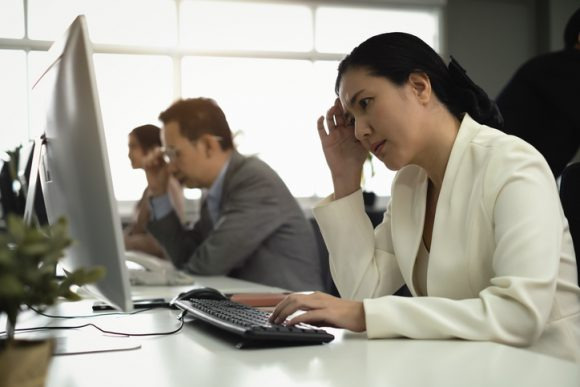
[130, 124, 162, 152]
[335, 32, 503, 129]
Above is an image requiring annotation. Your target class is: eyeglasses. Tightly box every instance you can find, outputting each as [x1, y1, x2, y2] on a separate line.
[161, 136, 223, 164]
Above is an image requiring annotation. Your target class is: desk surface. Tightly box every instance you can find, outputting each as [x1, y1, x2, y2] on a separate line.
[10, 275, 580, 387]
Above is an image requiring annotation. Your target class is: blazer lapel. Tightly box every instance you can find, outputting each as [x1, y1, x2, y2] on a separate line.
[390, 114, 483, 297]
[427, 114, 482, 297]
[391, 165, 429, 296]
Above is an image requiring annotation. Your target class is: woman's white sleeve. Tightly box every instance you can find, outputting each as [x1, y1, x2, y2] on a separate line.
[313, 190, 405, 300]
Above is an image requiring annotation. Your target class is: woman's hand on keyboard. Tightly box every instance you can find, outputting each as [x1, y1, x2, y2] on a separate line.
[269, 292, 366, 332]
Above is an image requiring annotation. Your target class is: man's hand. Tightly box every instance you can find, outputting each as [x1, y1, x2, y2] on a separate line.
[143, 147, 170, 197]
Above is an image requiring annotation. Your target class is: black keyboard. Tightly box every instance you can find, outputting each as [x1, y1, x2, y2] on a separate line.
[173, 298, 334, 347]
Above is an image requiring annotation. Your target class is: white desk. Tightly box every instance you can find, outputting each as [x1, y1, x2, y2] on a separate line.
[11, 275, 580, 387]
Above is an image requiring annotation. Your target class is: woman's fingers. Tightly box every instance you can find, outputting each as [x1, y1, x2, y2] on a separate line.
[288, 309, 337, 328]
[269, 293, 307, 324]
[270, 293, 366, 332]
[333, 98, 346, 127]
[270, 292, 329, 324]
[325, 106, 337, 132]
[317, 116, 327, 138]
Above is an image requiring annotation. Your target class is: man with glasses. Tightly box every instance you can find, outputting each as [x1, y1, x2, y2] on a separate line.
[143, 97, 323, 291]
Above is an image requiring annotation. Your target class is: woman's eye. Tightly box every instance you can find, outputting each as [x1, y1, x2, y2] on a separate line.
[359, 98, 371, 110]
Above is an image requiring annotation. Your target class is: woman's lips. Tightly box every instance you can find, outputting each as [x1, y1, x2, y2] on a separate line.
[372, 140, 386, 155]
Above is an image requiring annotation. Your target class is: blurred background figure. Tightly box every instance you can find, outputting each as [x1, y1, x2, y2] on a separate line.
[496, 7, 580, 178]
[124, 124, 184, 257]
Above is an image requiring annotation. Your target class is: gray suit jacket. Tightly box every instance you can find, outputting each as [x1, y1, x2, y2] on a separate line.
[148, 151, 323, 291]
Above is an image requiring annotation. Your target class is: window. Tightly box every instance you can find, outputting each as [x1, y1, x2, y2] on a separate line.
[315, 6, 440, 53]
[2, 0, 443, 200]
[0, 50, 28, 151]
[180, 1, 312, 52]
[28, 0, 176, 46]
[0, 0, 24, 38]
[93, 54, 173, 200]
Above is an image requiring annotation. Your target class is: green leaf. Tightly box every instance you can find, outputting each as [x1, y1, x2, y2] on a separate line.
[6, 215, 26, 242]
[0, 250, 15, 267]
[61, 290, 82, 301]
[0, 213, 103, 319]
[0, 274, 25, 299]
[20, 241, 52, 256]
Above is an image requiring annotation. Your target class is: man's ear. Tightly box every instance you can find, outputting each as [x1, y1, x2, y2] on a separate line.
[408, 72, 432, 104]
[200, 134, 220, 158]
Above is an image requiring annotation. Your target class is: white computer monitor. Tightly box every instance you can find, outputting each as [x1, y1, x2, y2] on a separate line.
[31, 15, 132, 311]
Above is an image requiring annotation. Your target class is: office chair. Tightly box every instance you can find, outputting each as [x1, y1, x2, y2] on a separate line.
[309, 218, 339, 296]
[560, 162, 580, 285]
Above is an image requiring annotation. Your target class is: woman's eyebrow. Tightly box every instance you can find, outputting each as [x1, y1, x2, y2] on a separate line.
[348, 89, 364, 108]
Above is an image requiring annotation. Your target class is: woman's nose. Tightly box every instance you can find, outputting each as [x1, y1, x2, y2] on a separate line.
[354, 119, 371, 141]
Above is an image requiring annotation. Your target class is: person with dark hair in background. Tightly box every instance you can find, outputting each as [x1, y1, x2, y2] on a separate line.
[270, 32, 580, 362]
[124, 124, 184, 258]
[143, 98, 323, 291]
[496, 7, 580, 178]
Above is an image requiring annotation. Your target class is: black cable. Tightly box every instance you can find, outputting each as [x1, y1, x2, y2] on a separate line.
[0, 311, 187, 338]
[28, 305, 154, 319]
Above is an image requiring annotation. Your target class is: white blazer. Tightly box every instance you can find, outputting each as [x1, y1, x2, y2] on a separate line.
[314, 114, 580, 362]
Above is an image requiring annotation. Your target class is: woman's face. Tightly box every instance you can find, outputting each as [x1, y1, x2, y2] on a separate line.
[338, 67, 429, 171]
[128, 134, 146, 169]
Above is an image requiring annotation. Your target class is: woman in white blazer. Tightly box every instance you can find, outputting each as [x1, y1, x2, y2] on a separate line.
[271, 32, 580, 362]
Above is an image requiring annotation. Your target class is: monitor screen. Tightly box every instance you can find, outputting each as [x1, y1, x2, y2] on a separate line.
[31, 15, 132, 311]
[0, 141, 47, 225]
[0, 157, 25, 220]
[20, 140, 48, 226]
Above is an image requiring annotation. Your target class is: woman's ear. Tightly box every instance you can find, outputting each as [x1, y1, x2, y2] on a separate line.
[408, 72, 432, 104]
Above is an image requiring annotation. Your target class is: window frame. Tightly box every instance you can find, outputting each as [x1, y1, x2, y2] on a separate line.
[0, 0, 445, 204]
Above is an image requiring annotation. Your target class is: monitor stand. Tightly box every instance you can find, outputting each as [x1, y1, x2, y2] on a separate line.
[23, 135, 45, 226]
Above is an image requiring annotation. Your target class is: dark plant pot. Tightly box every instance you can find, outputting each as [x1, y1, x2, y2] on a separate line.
[362, 190, 377, 208]
[0, 339, 54, 387]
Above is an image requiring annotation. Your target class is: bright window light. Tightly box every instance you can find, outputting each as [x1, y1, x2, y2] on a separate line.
[9, 1, 441, 200]
[182, 56, 333, 197]
[0, 0, 24, 38]
[180, 1, 313, 52]
[0, 50, 28, 151]
[28, 51, 50, 141]
[28, 0, 176, 46]
[85, 0, 177, 46]
[28, 0, 88, 40]
[316, 6, 441, 54]
[93, 54, 173, 200]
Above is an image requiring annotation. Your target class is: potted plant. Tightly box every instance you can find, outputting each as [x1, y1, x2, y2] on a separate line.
[0, 214, 105, 387]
